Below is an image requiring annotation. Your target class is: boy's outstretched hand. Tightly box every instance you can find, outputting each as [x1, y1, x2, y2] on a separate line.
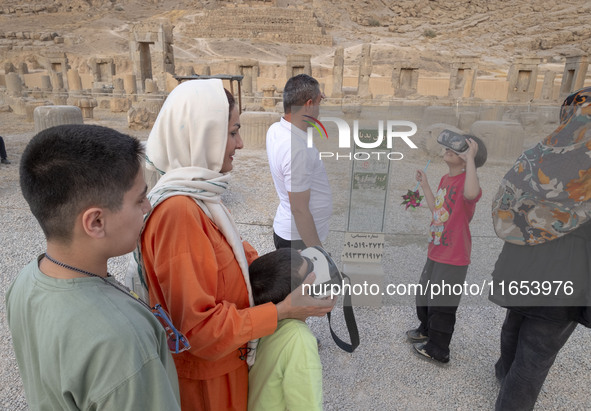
[416, 169, 429, 189]
[276, 272, 336, 322]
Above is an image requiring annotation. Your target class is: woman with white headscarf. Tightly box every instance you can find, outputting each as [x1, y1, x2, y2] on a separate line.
[134, 79, 333, 410]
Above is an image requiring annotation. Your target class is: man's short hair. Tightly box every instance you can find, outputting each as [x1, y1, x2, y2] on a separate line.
[20, 124, 143, 242]
[283, 74, 320, 114]
[249, 248, 306, 305]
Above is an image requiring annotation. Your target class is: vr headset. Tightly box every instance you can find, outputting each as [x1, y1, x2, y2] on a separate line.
[299, 246, 360, 353]
[300, 246, 342, 298]
[437, 129, 469, 154]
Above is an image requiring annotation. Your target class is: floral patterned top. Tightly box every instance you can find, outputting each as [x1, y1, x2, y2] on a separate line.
[492, 87, 591, 245]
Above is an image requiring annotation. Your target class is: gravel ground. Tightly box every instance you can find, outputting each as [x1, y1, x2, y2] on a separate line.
[0, 109, 589, 410]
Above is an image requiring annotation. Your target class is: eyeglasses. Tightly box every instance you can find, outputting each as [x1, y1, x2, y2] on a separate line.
[152, 304, 191, 354]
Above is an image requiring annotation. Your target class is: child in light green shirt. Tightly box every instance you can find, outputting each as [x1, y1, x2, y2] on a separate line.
[248, 248, 323, 411]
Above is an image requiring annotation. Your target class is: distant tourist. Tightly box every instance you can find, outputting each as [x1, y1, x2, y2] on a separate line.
[406, 130, 487, 364]
[266, 74, 332, 250]
[490, 86, 591, 410]
[0, 136, 11, 164]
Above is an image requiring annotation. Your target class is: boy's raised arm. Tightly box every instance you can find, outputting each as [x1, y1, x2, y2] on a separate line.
[460, 138, 481, 200]
[417, 169, 436, 212]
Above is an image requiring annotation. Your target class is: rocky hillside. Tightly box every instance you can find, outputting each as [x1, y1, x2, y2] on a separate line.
[0, 0, 589, 75]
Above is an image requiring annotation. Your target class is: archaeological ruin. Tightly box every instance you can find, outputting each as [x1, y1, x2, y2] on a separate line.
[1, 1, 590, 161]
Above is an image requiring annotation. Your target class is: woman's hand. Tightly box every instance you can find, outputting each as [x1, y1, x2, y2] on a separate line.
[275, 273, 336, 322]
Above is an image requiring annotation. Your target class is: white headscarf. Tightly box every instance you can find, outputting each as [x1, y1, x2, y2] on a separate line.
[125, 79, 258, 364]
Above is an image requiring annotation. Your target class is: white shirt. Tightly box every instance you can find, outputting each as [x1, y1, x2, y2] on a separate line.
[266, 117, 332, 242]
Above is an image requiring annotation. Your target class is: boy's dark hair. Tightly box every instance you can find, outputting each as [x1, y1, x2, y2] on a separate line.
[249, 248, 306, 305]
[283, 74, 320, 114]
[20, 124, 143, 242]
[467, 135, 487, 168]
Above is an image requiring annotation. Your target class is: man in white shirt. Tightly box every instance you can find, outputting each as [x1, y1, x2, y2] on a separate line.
[266, 74, 332, 250]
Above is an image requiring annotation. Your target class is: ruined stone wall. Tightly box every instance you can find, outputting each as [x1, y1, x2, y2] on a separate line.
[183, 7, 332, 46]
[0, 4, 60, 15]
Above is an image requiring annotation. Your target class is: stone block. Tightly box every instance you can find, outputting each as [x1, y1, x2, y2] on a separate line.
[469, 120, 525, 163]
[240, 111, 281, 149]
[127, 99, 164, 130]
[68, 97, 97, 119]
[145, 79, 158, 94]
[110, 97, 132, 113]
[478, 106, 505, 121]
[124, 74, 137, 95]
[5, 72, 23, 97]
[420, 106, 458, 128]
[458, 111, 479, 132]
[25, 100, 49, 122]
[34, 105, 83, 133]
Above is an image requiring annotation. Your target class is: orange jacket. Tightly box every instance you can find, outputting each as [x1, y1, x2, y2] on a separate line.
[141, 196, 277, 381]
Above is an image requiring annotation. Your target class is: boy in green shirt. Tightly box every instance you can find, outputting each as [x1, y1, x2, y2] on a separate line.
[248, 248, 323, 411]
[6, 124, 181, 410]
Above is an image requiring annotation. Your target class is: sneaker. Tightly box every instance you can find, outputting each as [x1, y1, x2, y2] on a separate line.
[413, 342, 450, 364]
[1, 158, 10, 164]
[406, 328, 428, 343]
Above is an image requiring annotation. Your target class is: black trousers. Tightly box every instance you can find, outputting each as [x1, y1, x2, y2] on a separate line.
[0, 136, 7, 160]
[494, 309, 577, 411]
[273, 231, 306, 251]
[415, 258, 468, 358]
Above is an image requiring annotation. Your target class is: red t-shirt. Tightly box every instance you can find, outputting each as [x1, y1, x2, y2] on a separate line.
[427, 172, 481, 266]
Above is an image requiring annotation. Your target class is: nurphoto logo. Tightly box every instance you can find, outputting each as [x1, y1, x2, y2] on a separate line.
[305, 116, 418, 161]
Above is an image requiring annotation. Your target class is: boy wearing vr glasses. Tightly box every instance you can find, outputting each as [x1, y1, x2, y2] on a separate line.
[248, 248, 323, 411]
[407, 130, 487, 364]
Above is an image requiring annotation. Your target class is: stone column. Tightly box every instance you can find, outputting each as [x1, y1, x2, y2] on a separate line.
[113, 78, 125, 95]
[239, 112, 281, 149]
[67, 69, 83, 92]
[448, 56, 478, 99]
[145, 78, 158, 94]
[50, 72, 65, 91]
[40, 75, 53, 91]
[507, 57, 541, 102]
[17, 62, 28, 75]
[539, 71, 556, 101]
[5, 72, 23, 97]
[262, 86, 276, 108]
[78, 98, 98, 119]
[559, 55, 588, 100]
[392, 64, 419, 97]
[34, 105, 84, 133]
[357, 44, 372, 99]
[124, 74, 138, 101]
[332, 46, 344, 98]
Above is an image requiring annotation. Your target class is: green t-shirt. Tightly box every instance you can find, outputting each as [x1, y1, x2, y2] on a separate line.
[248, 319, 323, 411]
[6, 256, 181, 410]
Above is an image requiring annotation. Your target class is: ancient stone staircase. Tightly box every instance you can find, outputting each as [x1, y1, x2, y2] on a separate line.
[182, 7, 332, 46]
